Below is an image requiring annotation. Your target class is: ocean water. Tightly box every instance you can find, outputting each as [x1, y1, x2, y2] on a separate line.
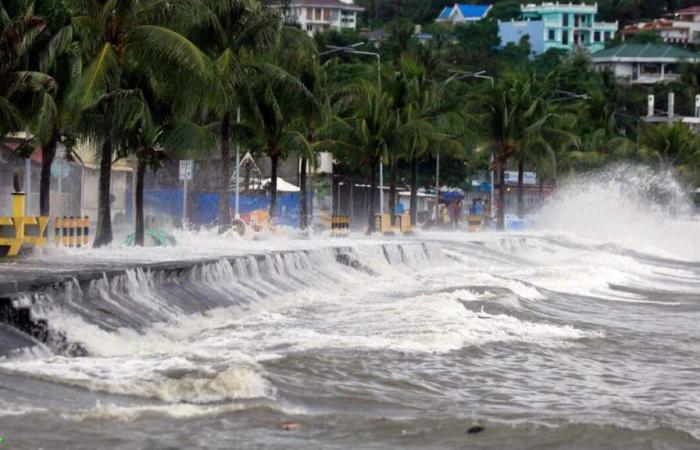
[1, 167, 699, 449]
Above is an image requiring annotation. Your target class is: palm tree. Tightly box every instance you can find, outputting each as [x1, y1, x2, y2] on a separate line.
[67, 0, 210, 247]
[238, 27, 315, 220]
[480, 73, 548, 229]
[330, 81, 398, 233]
[0, 2, 50, 138]
[24, 0, 83, 218]
[639, 122, 700, 177]
[193, 0, 280, 232]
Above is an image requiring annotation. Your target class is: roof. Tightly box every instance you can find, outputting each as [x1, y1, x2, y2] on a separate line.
[676, 6, 700, 14]
[456, 4, 491, 18]
[436, 3, 491, 20]
[592, 43, 700, 61]
[438, 6, 452, 19]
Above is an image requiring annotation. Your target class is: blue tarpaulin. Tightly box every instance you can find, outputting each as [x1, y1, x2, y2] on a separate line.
[144, 190, 309, 227]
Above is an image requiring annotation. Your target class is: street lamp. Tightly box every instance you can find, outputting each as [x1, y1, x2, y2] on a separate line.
[444, 70, 495, 223]
[321, 43, 385, 217]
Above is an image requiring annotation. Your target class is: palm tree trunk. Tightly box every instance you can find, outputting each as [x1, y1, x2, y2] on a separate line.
[39, 131, 58, 217]
[367, 158, 377, 234]
[134, 158, 146, 246]
[517, 149, 525, 218]
[299, 156, 308, 229]
[410, 155, 418, 226]
[497, 161, 506, 231]
[269, 152, 279, 218]
[93, 136, 113, 247]
[219, 111, 231, 233]
[388, 154, 397, 223]
[538, 175, 545, 204]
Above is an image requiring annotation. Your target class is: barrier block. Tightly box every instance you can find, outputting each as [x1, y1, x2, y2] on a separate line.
[468, 214, 483, 232]
[0, 193, 49, 257]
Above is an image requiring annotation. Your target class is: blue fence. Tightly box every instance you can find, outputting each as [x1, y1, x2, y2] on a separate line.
[144, 190, 309, 227]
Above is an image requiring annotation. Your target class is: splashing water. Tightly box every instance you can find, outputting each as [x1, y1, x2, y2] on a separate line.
[534, 164, 700, 261]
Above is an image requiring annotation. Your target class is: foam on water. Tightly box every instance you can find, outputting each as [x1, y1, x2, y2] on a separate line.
[2, 172, 699, 446]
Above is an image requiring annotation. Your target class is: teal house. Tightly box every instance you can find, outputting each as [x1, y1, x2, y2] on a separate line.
[499, 2, 618, 55]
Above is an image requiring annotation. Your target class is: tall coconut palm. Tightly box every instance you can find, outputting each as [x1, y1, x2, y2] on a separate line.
[480, 73, 548, 229]
[67, 0, 210, 247]
[330, 81, 398, 233]
[238, 27, 315, 220]
[21, 0, 83, 218]
[192, 0, 280, 231]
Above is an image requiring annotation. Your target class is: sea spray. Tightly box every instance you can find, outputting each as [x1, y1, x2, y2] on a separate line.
[534, 164, 699, 260]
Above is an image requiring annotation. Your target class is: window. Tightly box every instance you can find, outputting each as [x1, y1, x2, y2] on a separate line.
[562, 30, 569, 45]
[562, 13, 569, 27]
[548, 29, 556, 41]
[604, 31, 611, 41]
[306, 8, 312, 20]
[594, 31, 600, 42]
[306, 24, 313, 31]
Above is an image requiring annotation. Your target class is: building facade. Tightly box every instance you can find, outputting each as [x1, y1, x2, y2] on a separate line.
[621, 7, 700, 45]
[271, 0, 363, 35]
[592, 43, 700, 85]
[435, 4, 492, 24]
[499, 2, 618, 55]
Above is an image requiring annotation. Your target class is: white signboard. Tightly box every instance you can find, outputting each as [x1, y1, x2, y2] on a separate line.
[179, 160, 193, 180]
[503, 171, 536, 185]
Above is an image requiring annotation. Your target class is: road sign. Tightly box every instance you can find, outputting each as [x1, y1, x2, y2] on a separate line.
[179, 160, 193, 180]
[504, 171, 537, 185]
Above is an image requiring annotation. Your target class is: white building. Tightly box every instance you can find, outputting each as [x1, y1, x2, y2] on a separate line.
[592, 43, 700, 85]
[271, 0, 363, 35]
[622, 7, 700, 44]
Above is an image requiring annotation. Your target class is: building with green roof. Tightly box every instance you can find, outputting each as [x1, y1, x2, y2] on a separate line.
[592, 43, 700, 84]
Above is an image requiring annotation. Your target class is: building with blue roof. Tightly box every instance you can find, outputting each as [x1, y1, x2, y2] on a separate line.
[436, 4, 492, 24]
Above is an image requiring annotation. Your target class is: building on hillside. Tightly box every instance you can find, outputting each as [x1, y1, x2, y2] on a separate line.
[674, 5, 700, 23]
[621, 6, 700, 45]
[435, 4, 492, 24]
[269, 0, 363, 35]
[592, 43, 700, 84]
[498, 2, 618, 55]
[620, 19, 696, 44]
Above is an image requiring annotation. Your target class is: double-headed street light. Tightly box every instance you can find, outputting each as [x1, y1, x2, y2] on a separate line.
[321, 43, 385, 217]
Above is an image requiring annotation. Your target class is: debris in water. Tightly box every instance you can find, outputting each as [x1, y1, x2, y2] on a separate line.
[467, 425, 484, 434]
[281, 422, 301, 431]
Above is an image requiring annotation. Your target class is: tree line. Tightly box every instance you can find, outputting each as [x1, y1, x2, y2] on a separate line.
[2, 1, 699, 245]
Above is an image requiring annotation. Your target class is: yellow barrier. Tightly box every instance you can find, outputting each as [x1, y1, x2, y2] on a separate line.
[0, 193, 49, 257]
[54, 216, 90, 247]
[394, 213, 412, 234]
[331, 215, 350, 237]
[468, 214, 483, 232]
[374, 213, 394, 234]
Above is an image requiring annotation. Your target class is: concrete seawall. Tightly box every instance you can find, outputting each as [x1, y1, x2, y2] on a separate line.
[0, 243, 432, 356]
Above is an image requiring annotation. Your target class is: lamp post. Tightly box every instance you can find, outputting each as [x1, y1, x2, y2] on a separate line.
[444, 70, 495, 222]
[321, 43, 384, 217]
[235, 107, 241, 220]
